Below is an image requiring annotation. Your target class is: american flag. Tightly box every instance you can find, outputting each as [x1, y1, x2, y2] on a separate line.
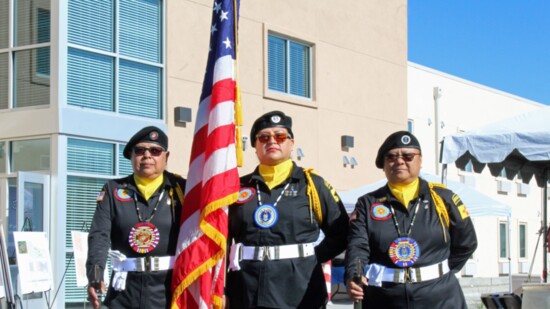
[171, 1, 240, 308]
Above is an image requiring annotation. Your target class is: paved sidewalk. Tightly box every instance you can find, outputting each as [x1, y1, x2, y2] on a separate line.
[327, 290, 354, 309]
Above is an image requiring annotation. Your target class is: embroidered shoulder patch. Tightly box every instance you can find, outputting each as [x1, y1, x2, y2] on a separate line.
[236, 187, 256, 204]
[114, 188, 133, 202]
[324, 180, 340, 202]
[96, 190, 106, 202]
[349, 209, 358, 221]
[458, 205, 470, 220]
[370, 202, 392, 221]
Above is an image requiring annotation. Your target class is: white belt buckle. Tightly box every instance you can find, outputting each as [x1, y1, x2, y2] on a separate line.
[137, 256, 152, 272]
[254, 246, 271, 261]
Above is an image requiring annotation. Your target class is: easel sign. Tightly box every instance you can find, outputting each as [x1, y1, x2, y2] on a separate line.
[71, 231, 89, 287]
[12, 232, 53, 295]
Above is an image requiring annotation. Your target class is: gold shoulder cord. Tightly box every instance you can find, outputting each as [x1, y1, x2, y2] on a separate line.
[428, 182, 450, 243]
[303, 168, 323, 225]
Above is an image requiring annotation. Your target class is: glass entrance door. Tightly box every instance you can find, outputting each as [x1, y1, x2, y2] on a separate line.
[6, 172, 50, 308]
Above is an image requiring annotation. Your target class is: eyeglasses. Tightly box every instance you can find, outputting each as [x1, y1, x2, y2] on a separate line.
[256, 132, 292, 144]
[133, 146, 165, 156]
[384, 152, 420, 162]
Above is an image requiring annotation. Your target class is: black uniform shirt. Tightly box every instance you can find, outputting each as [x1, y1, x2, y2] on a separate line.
[86, 171, 185, 309]
[227, 163, 349, 309]
[344, 177, 477, 309]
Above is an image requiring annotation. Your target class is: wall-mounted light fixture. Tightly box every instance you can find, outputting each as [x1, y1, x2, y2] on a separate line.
[296, 147, 305, 160]
[343, 155, 350, 167]
[341, 135, 354, 151]
[350, 156, 358, 168]
[427, 118, 433, 126]
[174, 107, 192, 127]
[242, 136, 249, 151]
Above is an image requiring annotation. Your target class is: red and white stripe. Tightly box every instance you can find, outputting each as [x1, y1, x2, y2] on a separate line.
[323, 260, 332, 302]
[171, 54, 240, 309]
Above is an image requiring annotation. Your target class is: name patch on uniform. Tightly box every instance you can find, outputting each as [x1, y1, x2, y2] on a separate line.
[96, 190, 106, 202]
[236, 187, 256, 204]
[114, 188, 133, 202]
[370, 203, 392, 221]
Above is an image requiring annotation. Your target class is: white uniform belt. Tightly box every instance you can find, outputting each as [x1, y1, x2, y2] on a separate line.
[112, 256, 175, 272]
[240, 243, 315, 261]
[382, 260, 450, 283]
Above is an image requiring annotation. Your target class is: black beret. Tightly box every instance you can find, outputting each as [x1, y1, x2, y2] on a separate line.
[250, 111, 294, 146]
[375, 131, 421, 168]
[123, 126, 168, 159]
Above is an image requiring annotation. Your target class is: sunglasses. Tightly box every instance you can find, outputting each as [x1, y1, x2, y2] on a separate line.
[133, 146, 165, 156]
[384, 152, 420, 162]
[256, 132, 291, 144]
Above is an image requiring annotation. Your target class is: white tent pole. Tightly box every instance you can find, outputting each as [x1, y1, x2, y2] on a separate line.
[508, 214, 513, 293]
[433, 87, 442, 175]
[544, 170, 548, 283]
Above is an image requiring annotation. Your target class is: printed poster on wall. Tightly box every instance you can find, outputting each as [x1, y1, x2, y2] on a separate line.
[71, 231, 89, 287]
[13, 232, 53, 294]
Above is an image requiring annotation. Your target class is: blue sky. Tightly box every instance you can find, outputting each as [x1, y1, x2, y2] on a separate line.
[408, 1, 550, 105]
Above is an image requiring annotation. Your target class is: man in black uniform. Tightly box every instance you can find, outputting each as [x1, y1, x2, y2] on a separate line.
[345, 131, 477, 308]
[86, 126, 186, 309]
[226, 111, 349, 308]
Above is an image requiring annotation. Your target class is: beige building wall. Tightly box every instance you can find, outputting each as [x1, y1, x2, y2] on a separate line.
[165, 0, 408, 190]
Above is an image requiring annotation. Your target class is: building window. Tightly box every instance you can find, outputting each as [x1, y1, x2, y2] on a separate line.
[519, 223, 527, 259]
[499, 221, 509, 259]
[10, 138, 50, 172]
[0, 52, 7, 109]
[407, 119, 414, 133]
[36, 8, 51, 77]
[0, 141, 6, 173]
[65, 138, 131, 302]
[67, 0, 163, 119]
[268, 33, 311, 99]
[1, 0, 52, 109]
[0, 0, 8, 50]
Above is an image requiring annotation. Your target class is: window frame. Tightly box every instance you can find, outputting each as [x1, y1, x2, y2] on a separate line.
[263, 25, 316, 107]
[518, 222, 527, 260]
[66, 0, 165, 120]
[498, 220, 509, 260]
[2, 0, 51, 109]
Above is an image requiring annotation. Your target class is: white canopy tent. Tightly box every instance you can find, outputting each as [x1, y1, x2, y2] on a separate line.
[440, 106, 550, 283]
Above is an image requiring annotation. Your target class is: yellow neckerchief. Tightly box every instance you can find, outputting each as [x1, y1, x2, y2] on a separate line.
[134, 174, 164, 201]
[259, 159, 293, 189]
[387, 178, 419, 209]
[388, 179, 450, 243]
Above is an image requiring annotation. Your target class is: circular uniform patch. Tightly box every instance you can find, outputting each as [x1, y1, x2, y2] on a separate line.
[115, 188, 133, 202]
[370, 203, 392, 221]
[388, 237, 420, 267]
[129, 222, 160, 254]
[236, 187, 256, 204]
[254, 204, 278, 229]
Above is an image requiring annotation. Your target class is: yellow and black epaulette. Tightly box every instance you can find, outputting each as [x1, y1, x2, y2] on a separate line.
[428, 182, 450, 243]
[303, 168, 323, 224]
